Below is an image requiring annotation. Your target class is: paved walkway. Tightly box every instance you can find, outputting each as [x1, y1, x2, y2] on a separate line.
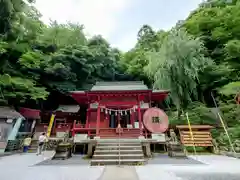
[0, 152, 240, 180]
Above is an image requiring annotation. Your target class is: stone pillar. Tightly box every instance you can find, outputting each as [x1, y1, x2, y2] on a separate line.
[143, 142, 151, 157]
[87, 143, 93, 157]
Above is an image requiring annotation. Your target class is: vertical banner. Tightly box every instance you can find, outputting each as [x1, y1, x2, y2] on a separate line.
[47, 114, 55, 137]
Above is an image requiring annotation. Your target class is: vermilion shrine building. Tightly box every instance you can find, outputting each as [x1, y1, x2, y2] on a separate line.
[20, 81, 169, 139]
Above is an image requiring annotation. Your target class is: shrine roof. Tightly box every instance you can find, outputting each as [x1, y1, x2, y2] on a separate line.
[90, 81, 149, 91]
[0, 106, 23, 119]
[55, 105, 80, 113]
[19, 107, 40, 119]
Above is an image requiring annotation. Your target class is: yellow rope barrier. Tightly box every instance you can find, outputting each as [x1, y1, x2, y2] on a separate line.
[186, 112, 196, 155]
[217, 112, 236, 155]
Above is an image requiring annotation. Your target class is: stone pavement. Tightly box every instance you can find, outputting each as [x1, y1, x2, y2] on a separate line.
[0, 152, 240, 180]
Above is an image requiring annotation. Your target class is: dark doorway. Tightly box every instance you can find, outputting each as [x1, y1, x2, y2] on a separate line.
[120, 112, 130, 128]
[109, 113, 117, 128]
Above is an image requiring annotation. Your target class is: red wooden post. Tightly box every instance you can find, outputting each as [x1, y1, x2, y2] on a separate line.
[96, 102, 100, 137]
[149, 91, 152, 108]
[72, 120, 76, 136]
[117, 108, 120, 126]
[138, 95, 143, 136]
[86, 108, 90, 136]
[131, 110, 135, 127]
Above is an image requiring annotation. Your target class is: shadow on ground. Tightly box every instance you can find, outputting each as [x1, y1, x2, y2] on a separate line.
[148, 154, 204, 165]
[35, 155, 90, 166]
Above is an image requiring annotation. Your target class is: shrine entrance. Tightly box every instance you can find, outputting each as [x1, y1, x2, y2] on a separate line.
[108, 112, 131, 128]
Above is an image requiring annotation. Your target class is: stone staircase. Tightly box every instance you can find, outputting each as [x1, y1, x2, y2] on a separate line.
[91, 139, 146, 165]
[28, 139, 38, 153]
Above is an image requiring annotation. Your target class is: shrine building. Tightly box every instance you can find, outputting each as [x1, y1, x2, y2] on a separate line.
[20, 81, 169, 139]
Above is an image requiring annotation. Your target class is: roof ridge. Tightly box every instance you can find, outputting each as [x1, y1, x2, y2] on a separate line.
[95, 81, 144, 86]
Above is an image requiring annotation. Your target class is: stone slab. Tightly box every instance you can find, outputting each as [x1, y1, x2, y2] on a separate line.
[99, 166, 139, 180]
[148, 154, 203, 165]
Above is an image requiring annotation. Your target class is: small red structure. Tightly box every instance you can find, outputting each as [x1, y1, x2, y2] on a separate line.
[70, 81, 169, 138]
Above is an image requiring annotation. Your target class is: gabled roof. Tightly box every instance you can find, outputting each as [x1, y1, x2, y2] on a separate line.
[55, 105, 80, 113]
[0, 106, 23, 119]
[19, 107, 40, 119]
[90, 81, 149, 91]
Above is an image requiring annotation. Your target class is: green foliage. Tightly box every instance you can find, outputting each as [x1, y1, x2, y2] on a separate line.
[145, 29, 212, 112]
[168, 102, 216, 125]
[219, 81, 240, 96]
[0, 0, 138, 106]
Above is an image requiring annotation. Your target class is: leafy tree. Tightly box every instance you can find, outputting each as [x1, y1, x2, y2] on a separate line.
[145, 29, 212, 117]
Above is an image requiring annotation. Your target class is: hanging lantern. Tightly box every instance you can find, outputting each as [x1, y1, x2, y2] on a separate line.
[105, 109, 108, 114]
[115, 111, 117, 116]
[133, 107, 136, 112]
[101, 108, 104, 112]
[120, 110, 123, 115]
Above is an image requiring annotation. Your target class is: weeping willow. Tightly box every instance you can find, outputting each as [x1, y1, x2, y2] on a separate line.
[145, 28, 212, 115]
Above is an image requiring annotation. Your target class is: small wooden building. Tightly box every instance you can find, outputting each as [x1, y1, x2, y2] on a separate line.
[176, 125, 214, 147]
[0, 106, 23, 152]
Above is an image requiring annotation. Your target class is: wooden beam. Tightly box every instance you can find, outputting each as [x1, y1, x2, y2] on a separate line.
[99, 101, 137, 106]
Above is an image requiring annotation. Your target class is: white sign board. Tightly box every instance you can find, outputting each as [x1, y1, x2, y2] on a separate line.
[152, 133, 166, 142]
[73, 134, 88, 143]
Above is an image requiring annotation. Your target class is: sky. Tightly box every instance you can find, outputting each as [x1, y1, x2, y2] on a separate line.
[35, 0, 203, 51]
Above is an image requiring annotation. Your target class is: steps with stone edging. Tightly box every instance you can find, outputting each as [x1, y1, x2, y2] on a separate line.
[91, 139, 146, 165]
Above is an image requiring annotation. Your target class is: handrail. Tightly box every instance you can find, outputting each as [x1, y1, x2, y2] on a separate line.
[118, 126, 120, 166]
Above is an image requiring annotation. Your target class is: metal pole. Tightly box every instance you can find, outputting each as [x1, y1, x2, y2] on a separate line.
[186, 112, 196, 155]
[211, 92, 236, 155]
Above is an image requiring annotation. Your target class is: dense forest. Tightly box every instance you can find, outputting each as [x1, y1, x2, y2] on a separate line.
[1, 0, 240, 151]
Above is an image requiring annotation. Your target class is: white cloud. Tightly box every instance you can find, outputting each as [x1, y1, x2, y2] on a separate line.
[35, 0, 131, 39]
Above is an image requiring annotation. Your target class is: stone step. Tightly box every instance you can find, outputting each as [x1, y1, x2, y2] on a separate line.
[90, 159, 146, 166]
[93, 154, 144, 160]
[97, 139, 142, 143]
[97, 143, 141, 146]
[96, 146, 142, 150]
[94, 149, 143, 155]
[168, 151, 186, 157]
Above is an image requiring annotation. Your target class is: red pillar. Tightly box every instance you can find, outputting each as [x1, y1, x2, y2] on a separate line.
[86, 108, 90, 136]
[117, 108, 120, 126]
[96, 102, 100, 137]
[72, 120, 76, 137]
[138, 95, 143, 136]
[149, 92, 152, 108]
[131, 110, 135, 127]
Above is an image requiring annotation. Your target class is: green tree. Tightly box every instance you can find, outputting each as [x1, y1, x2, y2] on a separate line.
[145, 29, 212, 117]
